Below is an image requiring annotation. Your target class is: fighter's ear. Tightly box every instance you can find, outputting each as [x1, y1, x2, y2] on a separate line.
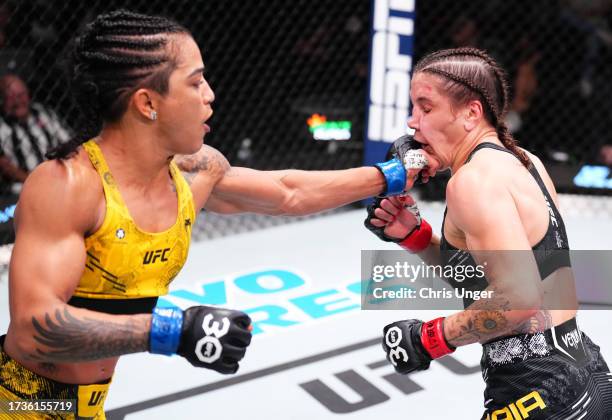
[463, 99, 485, 131]
[131, 88, 160, 121]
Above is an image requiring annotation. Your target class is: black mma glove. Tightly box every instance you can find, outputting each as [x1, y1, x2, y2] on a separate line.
[364, 196, 422, 242]
[150, 305, 252, 374]
[364, 195, 432, 252]
[382, 318, 455, 374]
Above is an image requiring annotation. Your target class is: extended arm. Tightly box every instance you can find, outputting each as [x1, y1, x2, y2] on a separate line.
[174, 145, 387, 214]
[207, 166, 386, 215]
[174, 134, 438, 215]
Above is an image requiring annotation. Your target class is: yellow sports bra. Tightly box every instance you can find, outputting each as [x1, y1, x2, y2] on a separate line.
[72, 140, 196, 300]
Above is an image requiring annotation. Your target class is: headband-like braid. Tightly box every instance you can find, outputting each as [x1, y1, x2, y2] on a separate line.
[455, 49, 508, 113]
[423, 67, 500, 122]
[417, 47, 508, 120]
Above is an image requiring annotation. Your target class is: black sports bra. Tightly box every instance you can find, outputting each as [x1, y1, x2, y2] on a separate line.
[439, 143, 571, 307]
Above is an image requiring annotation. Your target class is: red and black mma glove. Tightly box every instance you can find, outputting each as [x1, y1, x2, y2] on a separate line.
[382, 318, 455, 374]
[364, 197, 433, 253]
[373, 134, 427, 195]
[149, 305, 252, 374]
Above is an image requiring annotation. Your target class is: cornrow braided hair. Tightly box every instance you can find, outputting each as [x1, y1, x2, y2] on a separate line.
[415, 47, 531, 168]
[46, 9, 189, 160]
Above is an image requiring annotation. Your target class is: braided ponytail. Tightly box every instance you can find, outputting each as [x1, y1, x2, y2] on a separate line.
[497, 121, 530, 167]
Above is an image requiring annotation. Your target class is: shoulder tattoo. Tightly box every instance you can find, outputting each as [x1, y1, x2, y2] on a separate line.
[175, 146, 231, 183]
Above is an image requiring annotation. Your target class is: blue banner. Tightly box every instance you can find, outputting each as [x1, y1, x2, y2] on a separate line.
[364, 0, 416, 167]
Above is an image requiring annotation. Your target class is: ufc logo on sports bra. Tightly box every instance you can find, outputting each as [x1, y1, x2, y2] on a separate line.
[544, 196, 559, 228]
[487, 391, 546, 420]
[143, 248, 170, 265]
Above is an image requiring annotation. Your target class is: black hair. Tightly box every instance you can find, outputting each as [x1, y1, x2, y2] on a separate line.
[46, 9, 189, 159]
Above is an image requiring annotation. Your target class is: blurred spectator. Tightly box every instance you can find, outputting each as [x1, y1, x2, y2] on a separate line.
[599, 145, 612, 165]
[505, 38, 541, 135]
[560, 0, 612, 97]
[0, 74, 70, 192]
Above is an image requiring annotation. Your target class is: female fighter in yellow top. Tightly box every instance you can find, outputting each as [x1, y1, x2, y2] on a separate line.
[0, 10, 423, 419]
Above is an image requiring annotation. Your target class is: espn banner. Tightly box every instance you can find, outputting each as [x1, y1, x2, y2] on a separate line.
[363, 0, 415, 167]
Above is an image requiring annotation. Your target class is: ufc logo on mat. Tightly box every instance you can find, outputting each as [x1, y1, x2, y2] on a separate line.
[385, 326, 409, 366]
[195, 314, 230, 363]
[487, 391, 547, 420]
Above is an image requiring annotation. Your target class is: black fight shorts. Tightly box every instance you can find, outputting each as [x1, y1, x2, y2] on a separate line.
[480, 318, 612, 419]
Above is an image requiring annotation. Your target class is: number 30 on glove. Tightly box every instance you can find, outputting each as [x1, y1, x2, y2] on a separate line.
[382, 318, 455, 374]
[149, 305, 252, 374]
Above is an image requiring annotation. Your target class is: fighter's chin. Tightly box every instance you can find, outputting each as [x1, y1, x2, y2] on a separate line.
[191, 139, 205, 153]
[434, 162, 451, 173]
[180, 137, 204, 155]
[429, 158, 447, 172]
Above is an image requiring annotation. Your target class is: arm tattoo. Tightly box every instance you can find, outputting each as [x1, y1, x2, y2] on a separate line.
[511, 310, 553, 335]
[209, 152, 232, 176]
[448, 309, 552, 346]
[174, 147, 232, 182]
[28, 307, 150, 362]
[37, 362, 58, 374]
[445, 287, 514, 346]
[177, 154, 209, 173]
[446, 310, 510, 346]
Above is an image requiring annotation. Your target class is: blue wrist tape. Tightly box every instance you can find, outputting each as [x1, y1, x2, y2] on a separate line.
[150, 306, 184, 355]
[375, 157, 406, 195]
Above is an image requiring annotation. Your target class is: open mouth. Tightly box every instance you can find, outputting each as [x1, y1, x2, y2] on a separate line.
[202, 112, 212, 133]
